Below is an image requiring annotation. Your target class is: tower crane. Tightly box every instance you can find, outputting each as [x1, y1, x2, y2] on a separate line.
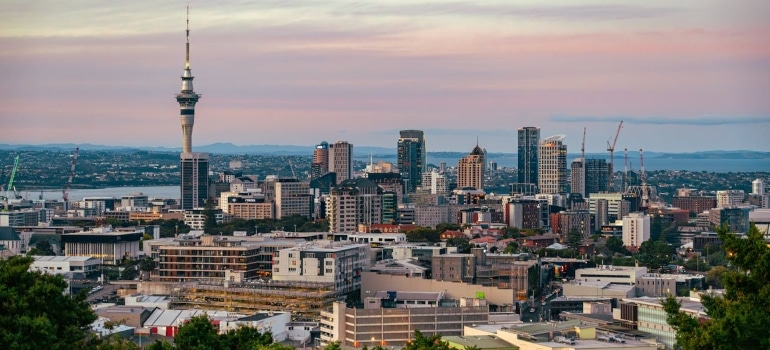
[639, 148, 650, 209]
[62, 147, 79, 203]
[6, 156, 20, 199]
[606, 120, 623, 192]
[287, 157, 298, 180]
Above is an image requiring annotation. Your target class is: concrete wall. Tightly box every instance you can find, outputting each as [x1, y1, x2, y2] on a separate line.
[136, 281, 177, 295]
[361, 271, 516, 306]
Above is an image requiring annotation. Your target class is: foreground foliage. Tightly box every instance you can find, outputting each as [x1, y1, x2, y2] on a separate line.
[0, 256, 97, 349]
[663, 223, 770, 349]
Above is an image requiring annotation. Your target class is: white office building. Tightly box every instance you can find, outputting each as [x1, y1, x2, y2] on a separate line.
[622, 212, 650, 248]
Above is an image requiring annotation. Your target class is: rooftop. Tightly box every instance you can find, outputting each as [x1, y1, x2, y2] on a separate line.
[443, 335, 517, 350]
[33, 256, 98, 263]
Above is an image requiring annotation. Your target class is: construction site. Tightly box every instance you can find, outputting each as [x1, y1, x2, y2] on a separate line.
[169, 279, 344, 321]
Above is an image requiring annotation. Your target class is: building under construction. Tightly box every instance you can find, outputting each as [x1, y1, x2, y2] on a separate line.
[170, 279, 343, 321]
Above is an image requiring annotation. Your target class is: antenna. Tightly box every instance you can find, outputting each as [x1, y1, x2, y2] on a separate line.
[185, 5, 190, 68]
[581, 127, 586, 161]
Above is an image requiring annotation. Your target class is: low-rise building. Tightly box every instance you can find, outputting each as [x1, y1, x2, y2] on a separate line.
[320, 300, 488, 348]
[61, 227, 142, 264]
[30, 256, 101, 275]
[272, 242, 370, 294]
[574, 266, 648, 285]
[618, 296, 708, 350]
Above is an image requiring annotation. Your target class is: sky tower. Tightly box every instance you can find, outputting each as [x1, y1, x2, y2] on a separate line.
[176, 6, 200, 153]
[176, 7, 208, 210]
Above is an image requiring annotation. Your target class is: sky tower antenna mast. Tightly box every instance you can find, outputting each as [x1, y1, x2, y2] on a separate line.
[581, 127, 586, 161]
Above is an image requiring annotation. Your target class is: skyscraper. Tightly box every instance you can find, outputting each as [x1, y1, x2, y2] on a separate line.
[457, 144, 486, 190]
[176, 8, 208, 209]
[585, 159, 609, 196]
[397, 130, 426, 193]
[312, 141, 329, 180]
[570, 158, 585, 196]
[538, 134, 567, 195]
[518, 127, 540, 186]
[328, 141, 353, 182]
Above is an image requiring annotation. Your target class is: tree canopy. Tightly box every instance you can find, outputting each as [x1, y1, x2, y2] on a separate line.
[637, 239, 676, 269]
[151, 314, 280, 350]
[0, 256, 97, 349]
[663, 223, 770, 349]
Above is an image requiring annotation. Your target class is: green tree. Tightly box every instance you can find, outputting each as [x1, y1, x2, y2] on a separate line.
[0, 256, 98, 349]
[503, 241, 519, 254]
[221, 326, 273, 350]
[145, 340, 175, 350]
[323, 341, 342, 350]
[663, 223, 770, 349]
[174, 315, 222, 350]
[500, 227, 521, 239]
[605, 236, 629, 255]
[139, 256, 156, 272]
[120, 266, 138, 280]
[565, 228, 582, 249]
[435, 223, 461, 233]
[27, 239, 56, 256]
[445, 237, 473, 253]
[705, 266, 728, 289]
[406, 227, 440, 243]
[637, 240, 675, 270]
[203, 199, 219, 234]
[403, 330, 451, 350]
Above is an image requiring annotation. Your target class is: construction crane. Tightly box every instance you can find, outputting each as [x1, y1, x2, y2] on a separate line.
[62, 147, 79, 203]
[6, 156, 20, 199]
[606, 120, 624, 192]
[287, 157, 297, 180]
[639, 148, 650, 209]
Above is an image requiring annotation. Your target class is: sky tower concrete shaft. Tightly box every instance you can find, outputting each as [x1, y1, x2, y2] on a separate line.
[176, 6, 200, 153]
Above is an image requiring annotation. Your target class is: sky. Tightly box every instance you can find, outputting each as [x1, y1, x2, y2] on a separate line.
[1, 0, 769, 153]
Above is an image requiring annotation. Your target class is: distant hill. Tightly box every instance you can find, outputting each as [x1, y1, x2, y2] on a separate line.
[0, 143, 767, 160]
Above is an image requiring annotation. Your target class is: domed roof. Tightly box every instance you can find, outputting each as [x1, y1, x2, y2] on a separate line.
[470, 144, 485, 155]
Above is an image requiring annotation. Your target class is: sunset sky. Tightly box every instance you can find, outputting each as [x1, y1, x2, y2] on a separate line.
[1, 0, 769, 153]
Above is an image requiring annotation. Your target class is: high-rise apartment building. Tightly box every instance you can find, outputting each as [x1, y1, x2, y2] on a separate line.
[752, 179, 765, 195]
[538, 134, 567, 195]
[422, 170, 449, 195]
[622, 212, 650, 247]
[176, 11, 208, 209]
[271, 179, 312, 219]
[326, 178, 383, 233]
[180, 153, 209, 209]
[716, 190, 745, 208]
[570, 158, 585, 196]
[585, 159, 609, 195]
[457, 145, 486, 190]
[397, 130, 426, 193]
[518, 127, 540, 186]
[312, 141, 329, 180]
[328, 141, 353, 182]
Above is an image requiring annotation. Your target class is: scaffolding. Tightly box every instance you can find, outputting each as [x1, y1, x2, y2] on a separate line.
[171, 280, 343, 320]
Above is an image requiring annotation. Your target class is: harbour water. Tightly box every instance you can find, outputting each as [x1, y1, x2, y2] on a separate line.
[38, 186, 179, 201]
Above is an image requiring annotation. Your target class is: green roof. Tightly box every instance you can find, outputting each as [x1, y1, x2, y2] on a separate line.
[0, 227, 20, 241]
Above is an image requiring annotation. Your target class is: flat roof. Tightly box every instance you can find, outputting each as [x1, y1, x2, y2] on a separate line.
[443, 335, 516, 349]
[33, 256, 98, 263]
